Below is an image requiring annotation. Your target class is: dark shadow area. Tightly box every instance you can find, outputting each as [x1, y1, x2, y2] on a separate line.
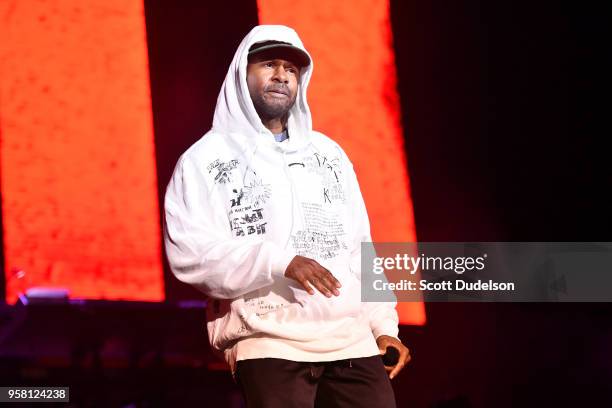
[396, 303, 612, 407]
[144, 0, 259, 301]
[0, 301, 242, 407]
[390, 0, 612, 406]
[391, 0, 611, 242]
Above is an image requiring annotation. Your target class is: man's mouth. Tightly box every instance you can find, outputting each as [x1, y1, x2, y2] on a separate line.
[266, 88, 289, 96]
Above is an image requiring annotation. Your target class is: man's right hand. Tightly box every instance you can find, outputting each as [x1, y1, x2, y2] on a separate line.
[284, 256, 341, 297]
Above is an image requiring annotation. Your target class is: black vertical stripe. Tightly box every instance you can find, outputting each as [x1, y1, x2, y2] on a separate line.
[390, 0, 610, 241]
[144, 0, 259, 300]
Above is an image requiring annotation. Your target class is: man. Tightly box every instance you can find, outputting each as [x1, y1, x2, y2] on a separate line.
[164, 25, 410, 407]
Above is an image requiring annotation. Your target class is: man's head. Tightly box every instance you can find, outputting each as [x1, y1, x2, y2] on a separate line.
[246, 41, 311, 123]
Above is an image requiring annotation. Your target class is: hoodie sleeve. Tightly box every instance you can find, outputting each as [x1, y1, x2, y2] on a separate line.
[164, 154, 295, 299]
[346, 157, 400, 340]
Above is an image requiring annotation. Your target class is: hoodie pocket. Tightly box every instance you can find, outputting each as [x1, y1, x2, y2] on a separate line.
[288, 267, 362, 320]
[206, 299, 255, 351]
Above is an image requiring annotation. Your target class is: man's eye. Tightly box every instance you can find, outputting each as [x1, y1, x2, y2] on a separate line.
[265, 62, 274, 67]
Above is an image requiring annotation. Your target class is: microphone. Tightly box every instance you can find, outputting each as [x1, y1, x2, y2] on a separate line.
[381, 346, 400, 366]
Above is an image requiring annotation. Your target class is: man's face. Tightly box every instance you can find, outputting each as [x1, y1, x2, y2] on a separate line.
[247, 52, 301, 121]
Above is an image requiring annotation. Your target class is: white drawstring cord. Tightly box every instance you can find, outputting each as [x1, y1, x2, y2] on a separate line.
[239, 132, 316, 251]
[281, 149, 299, 250]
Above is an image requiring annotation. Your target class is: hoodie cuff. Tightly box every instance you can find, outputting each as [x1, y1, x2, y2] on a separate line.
[372, 318, 400, 340]
[271, 250, 296, 278]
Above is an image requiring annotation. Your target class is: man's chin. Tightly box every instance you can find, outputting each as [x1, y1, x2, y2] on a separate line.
[257, 102, 294, 119]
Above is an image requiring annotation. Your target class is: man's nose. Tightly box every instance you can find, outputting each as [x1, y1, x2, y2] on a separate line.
[272, 66, 289, 83]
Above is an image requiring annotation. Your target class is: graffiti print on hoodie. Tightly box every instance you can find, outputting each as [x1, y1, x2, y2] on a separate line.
[225, 169, 271, 237]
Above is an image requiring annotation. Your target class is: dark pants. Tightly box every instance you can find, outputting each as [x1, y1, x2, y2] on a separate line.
[235, 356, 397, 408]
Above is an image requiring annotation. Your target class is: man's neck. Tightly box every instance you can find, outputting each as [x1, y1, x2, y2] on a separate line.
[260, 115, 287, 134]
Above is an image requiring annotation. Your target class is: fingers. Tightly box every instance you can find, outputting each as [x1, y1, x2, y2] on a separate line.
[297, 272, 336, 297]
[286, 256, 341, 296]
[310, 276, 334, 297]
[298, 278, 315, 295]
[404, 349, 412, 364]
[318, 271, 340, 296]
[375, 336, 411, 380]
[389, 361, 405, 380]
[306, 262, 340, 297]
[389, 346, 411, 380]
[324, 269, 342, 289]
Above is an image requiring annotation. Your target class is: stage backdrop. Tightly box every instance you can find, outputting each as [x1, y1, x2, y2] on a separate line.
[1, 0, 424, 325]
[0, 0, 164, 303]
[257, 0, 424, 324]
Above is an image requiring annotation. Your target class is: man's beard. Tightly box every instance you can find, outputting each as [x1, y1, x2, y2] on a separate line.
[251, 86, 297, 120]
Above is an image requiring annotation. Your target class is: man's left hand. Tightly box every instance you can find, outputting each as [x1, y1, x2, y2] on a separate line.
[376, 335, 411, 380]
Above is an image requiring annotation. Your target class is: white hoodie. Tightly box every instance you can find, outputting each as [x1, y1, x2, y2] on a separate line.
[164, 25, 398, 372]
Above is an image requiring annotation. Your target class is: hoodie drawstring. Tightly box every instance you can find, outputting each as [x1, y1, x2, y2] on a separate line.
[281, 150, 302, 251]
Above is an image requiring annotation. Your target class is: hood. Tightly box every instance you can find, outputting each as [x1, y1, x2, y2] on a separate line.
[212, 25, 314, 153]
